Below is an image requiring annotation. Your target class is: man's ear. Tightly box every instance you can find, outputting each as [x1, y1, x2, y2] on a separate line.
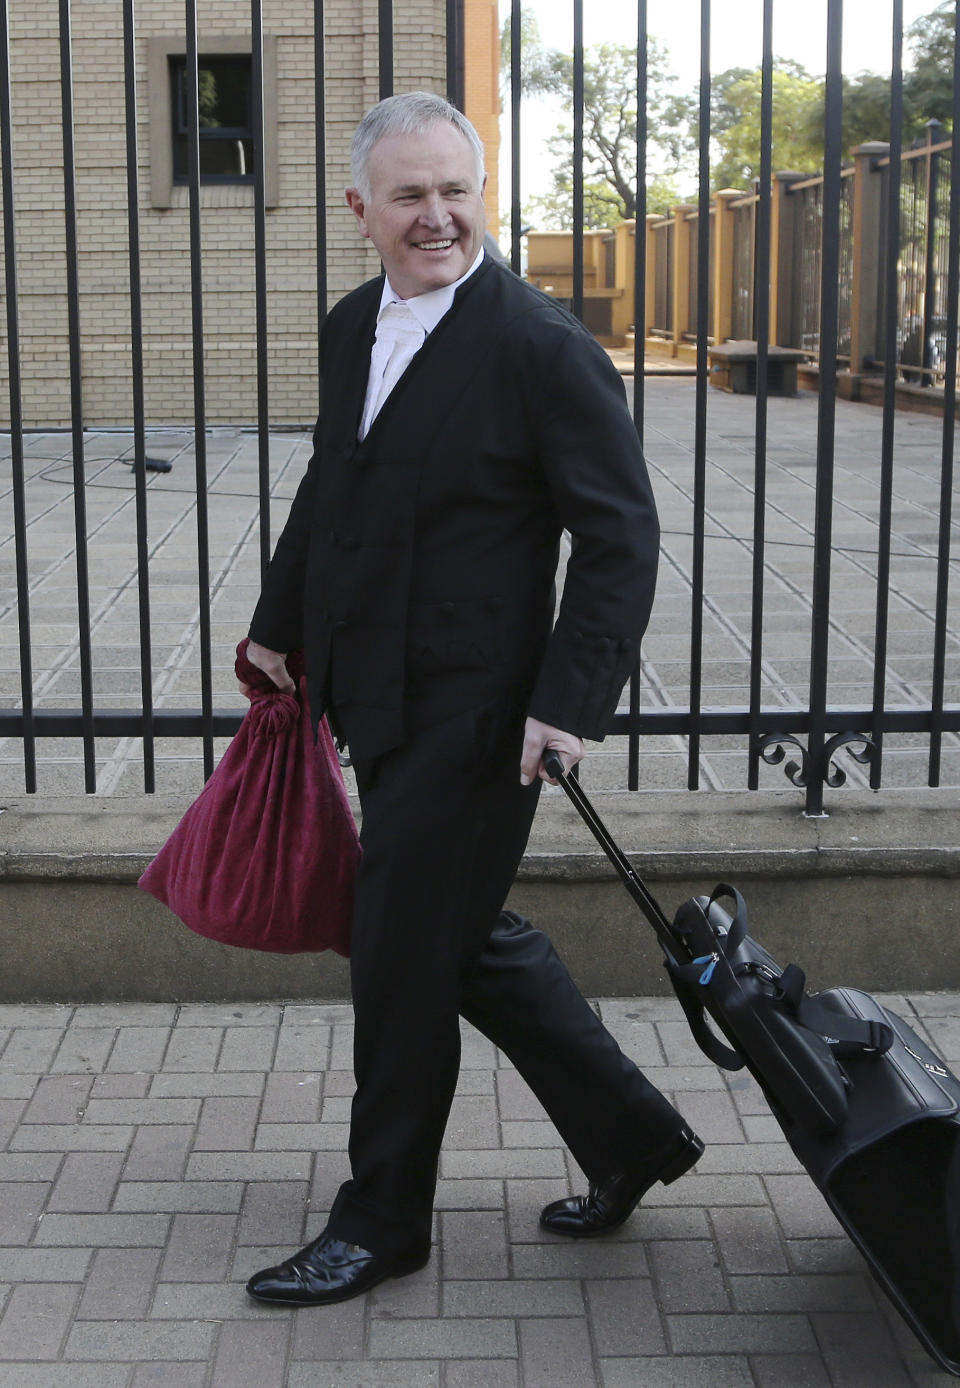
[345, 187, 369, 238]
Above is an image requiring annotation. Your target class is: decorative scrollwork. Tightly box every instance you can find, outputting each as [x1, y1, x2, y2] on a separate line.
[822, 731, 877, 788]
[756, 732, 809, 787]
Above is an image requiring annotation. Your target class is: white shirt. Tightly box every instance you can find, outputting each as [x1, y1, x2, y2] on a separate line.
[358, 248, 485, 439]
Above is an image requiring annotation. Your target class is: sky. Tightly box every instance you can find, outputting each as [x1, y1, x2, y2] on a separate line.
[499, 0, 942, 216]
[520, 0, 936, 86]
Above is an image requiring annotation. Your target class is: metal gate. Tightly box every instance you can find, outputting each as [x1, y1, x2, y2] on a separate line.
[1, 0, 959, 815]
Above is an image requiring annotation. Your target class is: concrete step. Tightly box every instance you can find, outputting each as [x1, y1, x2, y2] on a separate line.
[1, 787, 957, 1002]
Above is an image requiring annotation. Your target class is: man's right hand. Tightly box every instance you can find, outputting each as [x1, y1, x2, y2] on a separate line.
[241, 640, 296, 696]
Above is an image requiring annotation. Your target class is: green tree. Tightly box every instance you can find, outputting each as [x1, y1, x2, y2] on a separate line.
[905, 1, 956, 131]
[708, 5, 956, 188]
[502, 14, 694, 230]
[709, 62, 824, 187]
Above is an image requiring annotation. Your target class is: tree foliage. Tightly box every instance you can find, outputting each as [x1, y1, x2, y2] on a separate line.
[708, 5, 957, 187]
[506, 3, 957, 229]
[905, 1, 957, 131]
[501, 14, 693, 229]
[709, 63, 823, 188]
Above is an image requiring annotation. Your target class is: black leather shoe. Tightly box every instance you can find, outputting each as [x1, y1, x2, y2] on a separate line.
[245, 1231, 431, 1306]
[539, 1125, 705, 1238]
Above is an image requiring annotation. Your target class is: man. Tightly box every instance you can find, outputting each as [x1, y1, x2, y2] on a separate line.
[243, 92, 703, 1308]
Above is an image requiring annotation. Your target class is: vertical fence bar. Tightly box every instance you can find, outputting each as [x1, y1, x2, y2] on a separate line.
[928, 8, 960, 784]
[446, 0, 464, 108]
[510, 0, 521, 274]
[686, 0, 710, 789]
[0, 0, 36, 791]
[314, 0, 327, 338]
[632, 0, 646, 440]
[251, 0, 271, 578]
[58, 0, 96, 792]
[806, 0, 844, 816]
[628, 0, 648, 791]
[122, 0, 155, 792]
[184, 0, 214, 779]
[378, 0, 393, 101]
[747, 0, 774, 790]
[571, 0, 584, 323]
[870, 0, 904, 788]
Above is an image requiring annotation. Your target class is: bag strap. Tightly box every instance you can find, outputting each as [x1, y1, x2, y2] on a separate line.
[776, 964, 895, 1055]
[668, 966, 747, 1070]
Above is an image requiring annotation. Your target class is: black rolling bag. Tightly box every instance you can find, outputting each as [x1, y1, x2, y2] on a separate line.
[543, 751, 960, 1377]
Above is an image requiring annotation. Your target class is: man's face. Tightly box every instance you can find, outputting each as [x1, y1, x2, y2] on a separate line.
[345, 122, 487, 300]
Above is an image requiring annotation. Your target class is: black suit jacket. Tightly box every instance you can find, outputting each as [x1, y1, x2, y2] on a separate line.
[249, 256, 660, 760]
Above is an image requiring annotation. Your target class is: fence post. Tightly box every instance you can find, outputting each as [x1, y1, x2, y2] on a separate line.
[611, 220, 635, 342]
[712, 188, 741, 344]
[922, 118, 944, 385]
[644, 212, 659, 341]
[672, 203, 696, 356]
[771, 171, 805, 346]
[848, 141, 890, 376]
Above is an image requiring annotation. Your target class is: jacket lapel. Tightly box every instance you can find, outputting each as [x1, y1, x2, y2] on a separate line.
[354, 258, 501, 461]
[322, 278, 381, 458]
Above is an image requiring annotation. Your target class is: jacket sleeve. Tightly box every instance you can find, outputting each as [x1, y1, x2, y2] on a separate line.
[247, 412, 322, 653]
[525, 327, 660, 740]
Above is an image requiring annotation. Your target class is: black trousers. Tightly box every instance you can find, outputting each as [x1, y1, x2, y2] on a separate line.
[325, 696, 685, 1256]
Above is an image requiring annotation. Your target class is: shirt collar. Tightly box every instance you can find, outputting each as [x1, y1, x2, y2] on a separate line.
[378, 247, 485, 335]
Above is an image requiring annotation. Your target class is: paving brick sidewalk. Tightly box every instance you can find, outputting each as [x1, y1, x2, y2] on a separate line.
[1, 995, 957, 1386]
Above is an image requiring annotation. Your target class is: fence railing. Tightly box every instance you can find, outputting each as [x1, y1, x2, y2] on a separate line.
[634, 133, 957, 390]
[0, 0, 958, 815]
[877, 129, 956, 385]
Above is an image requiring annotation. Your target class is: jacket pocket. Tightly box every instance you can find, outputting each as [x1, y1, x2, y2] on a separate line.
[407, 595, 507, 676]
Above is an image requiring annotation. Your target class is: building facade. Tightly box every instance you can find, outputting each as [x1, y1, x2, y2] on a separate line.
[0, 0, 502, 428]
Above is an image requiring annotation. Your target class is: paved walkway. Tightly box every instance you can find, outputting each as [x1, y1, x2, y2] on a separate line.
[0, 380, 957, 799]
[0, 992, 957, 1386]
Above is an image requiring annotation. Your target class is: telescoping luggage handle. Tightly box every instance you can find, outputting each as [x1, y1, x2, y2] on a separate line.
[542, 750, 682, 969]
[543, 751, 895, 1066]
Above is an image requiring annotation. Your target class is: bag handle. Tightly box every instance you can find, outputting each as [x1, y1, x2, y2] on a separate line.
[544, 753, 892, 1069]
[543, 750, 680, 965]
[778, 964, 894, 1055]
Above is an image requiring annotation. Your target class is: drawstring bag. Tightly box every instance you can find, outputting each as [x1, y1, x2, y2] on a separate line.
[138, 639, 358, 955]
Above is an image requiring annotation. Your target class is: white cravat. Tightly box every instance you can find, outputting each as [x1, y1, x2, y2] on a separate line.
[358, 248, 487, 440]
[359, 300, 427, 439]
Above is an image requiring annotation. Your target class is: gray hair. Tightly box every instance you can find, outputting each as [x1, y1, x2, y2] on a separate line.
[350, 92, 485, 200]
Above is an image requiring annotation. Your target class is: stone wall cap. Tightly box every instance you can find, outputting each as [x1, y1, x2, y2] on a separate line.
[1, 787, 957, 884]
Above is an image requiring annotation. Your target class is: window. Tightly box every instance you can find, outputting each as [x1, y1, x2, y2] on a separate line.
[147, 35, 278, 210]
[170, 55, 254, 184]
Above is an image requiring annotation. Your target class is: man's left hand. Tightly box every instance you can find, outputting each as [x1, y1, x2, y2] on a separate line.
[520, 717, 584, 786]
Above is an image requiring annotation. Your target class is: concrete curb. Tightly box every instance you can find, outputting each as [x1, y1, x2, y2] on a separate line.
[2, 788, 958, 1002]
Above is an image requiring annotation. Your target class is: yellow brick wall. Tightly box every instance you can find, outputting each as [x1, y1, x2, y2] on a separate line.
[463, 0, 500, 238]
[0, 0, 450, 427]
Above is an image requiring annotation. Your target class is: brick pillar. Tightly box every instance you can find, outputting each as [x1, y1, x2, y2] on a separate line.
[770, 172, 806, 347]
[712, 189, 742, 345]
[672, 204, 697, 355]
[644, 214, 659, 342]
[610, 220, 635, 341]
[849, 141, 890, 374]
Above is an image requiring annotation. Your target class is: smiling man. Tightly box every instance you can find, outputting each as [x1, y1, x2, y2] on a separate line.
[242, 92, 702, 1308]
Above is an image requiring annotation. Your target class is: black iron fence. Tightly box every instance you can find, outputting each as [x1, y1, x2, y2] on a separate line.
[877, 128, 956, 385]
[1, 0, 958, 815]
[780, 170, 856, 360]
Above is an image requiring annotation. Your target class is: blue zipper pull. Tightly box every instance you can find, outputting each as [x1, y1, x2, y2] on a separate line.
[693, 953, 719, 985]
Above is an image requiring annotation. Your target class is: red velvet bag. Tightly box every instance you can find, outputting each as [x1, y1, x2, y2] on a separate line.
[138, 640, 358, 955]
